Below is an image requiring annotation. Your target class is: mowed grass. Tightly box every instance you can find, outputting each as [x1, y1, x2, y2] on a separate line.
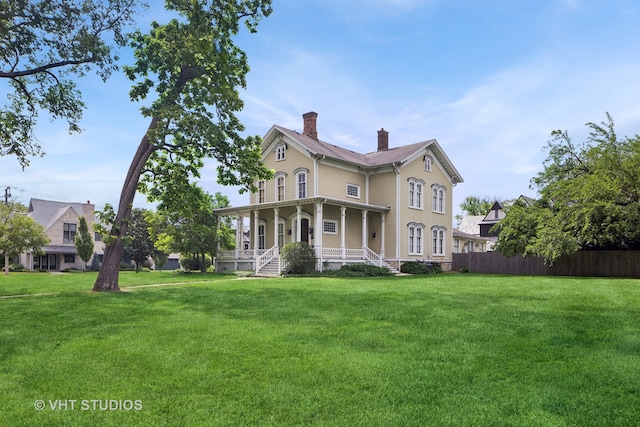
[0, 270, 235, 296]
[1, 274, 640, 426]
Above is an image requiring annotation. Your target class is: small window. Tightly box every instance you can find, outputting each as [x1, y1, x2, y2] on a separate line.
[64, 254, 75, 263]
[63, 223, 77, 243]
[323, 220, 338, 234]
[275, 144, 286, 161]
[424, 155, 433, 172]
[346, 184, 360, 198]
[94, 232, 102, 242]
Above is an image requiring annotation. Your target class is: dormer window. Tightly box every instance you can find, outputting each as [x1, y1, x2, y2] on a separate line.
[275, 144, 286, 161]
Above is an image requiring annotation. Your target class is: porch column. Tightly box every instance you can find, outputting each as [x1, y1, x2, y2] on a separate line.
[340, 206, 346, 259]
[380, 212, 386, 259]
[273, 208, 279, 248]
[236, 216, 242, 257]
[296, 205, 302, 243]
[253, 210, 259, 258]
[361, 210, 368, 254]
[315, 202, 323, 270]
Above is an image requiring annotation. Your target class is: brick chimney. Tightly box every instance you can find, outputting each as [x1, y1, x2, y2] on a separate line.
[303, 111, 318, 139]
[377, 128, 389, 151]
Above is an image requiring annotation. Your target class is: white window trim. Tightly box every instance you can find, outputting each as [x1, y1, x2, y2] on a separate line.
[432, 226, 446, 256]
[323, 219, 338, 235]
[424, 155, 433, 172]
[408, 177, 425, 210]
[257, 180, 266, 204]
[408, 222, 425, 255]
[275, 143, 286, 161]
[275, 173, 286, 202]
[346, 183, 360, 199]
[431, 184, 446, 214]
[294, 168, 308, 199]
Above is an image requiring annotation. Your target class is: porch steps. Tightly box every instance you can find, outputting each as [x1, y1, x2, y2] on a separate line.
[255, 259, 280, 277]
[380, 260, 402, 275]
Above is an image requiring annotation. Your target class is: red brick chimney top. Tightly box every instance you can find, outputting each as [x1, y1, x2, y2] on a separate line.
[377, 128, 389, 151]
[303, 111, 318, 139]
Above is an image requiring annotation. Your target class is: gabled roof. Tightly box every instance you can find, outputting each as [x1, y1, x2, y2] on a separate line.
[458, 215, 484, 235]
[264, 125, 463, 184]
[28, 198, 86, 227]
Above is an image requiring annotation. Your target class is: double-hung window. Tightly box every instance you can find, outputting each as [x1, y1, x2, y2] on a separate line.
[63, 223, 77, 243]
[408, 223, 424, 255]
[408, 178, 424, 209]
[257, 180, 266, 203]
[295, 169, 308, 199]
[275, 175, 285, 201]
[275, 144, 286, 161]
[432, 185, 445, 213]
[432, 226, 445, 256]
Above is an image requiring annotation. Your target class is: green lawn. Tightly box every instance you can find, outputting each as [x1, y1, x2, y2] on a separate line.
[1, 273, 639, 426]
[0, 270, 235, 296]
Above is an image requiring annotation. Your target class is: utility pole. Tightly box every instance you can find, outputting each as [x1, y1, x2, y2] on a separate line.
[4, 186, 9, 205]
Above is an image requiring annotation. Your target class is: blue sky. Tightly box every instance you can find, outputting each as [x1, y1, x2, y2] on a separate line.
[2, 0, 640, 219]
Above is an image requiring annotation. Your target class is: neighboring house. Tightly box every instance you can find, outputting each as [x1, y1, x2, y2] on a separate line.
[16, 198, 105, 271]
[453, 214, 492, 253]
[455, 195, 536, 252]
[214, 111, 463, 275]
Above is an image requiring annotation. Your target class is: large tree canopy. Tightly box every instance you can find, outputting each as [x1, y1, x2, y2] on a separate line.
[494, 114, 640, 265]
[93, 0, 273, 291]
[0, 0, 144, 168]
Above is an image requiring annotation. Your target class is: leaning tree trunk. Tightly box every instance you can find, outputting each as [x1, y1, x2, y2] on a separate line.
[92, 118, 161, 292]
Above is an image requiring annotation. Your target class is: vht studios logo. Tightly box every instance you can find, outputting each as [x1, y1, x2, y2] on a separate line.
[34, 399, 143, 411]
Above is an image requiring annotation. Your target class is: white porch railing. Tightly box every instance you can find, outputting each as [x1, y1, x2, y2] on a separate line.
[218, 249, 265, 260]
[363, 246, 382, 266]
[256, 245, 279, 274]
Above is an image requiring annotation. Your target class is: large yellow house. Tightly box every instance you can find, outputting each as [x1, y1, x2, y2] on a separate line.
[214, 112, 463, 275]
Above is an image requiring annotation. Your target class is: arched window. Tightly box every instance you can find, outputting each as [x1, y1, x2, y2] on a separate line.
[275, 143, 286, 161]
[408, 177, 425, 209]
[274, 173, 286, 201]
[431, 184, 446, 213]
[295, 169, 308, 199]
[432, 226, 446, 256]
[424, 155, 433, 172]
[257, 180, 266, 204]
[408, 222, 424, 255]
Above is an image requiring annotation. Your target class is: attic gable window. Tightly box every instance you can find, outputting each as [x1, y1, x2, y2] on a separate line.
[424, 155, 433, 172]
[275, 143, 286, 161]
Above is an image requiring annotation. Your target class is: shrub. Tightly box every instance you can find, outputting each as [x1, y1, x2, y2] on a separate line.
[281, 242, 317, 275]
[180, 255, 212, 272]
[119, 262, 135, 271]
[401, 261, 443, 274]
[317, 264, 392, 277]
[9, 263, 25, 272]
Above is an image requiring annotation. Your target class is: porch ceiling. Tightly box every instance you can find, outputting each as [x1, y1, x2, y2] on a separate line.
[214, 196, 391, 217]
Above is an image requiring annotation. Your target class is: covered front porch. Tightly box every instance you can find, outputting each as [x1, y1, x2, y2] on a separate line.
[214, 197, 393, 275]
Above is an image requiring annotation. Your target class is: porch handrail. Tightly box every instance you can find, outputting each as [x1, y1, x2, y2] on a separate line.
[363, 246, 382, 266]
[256, 245, 279, 274]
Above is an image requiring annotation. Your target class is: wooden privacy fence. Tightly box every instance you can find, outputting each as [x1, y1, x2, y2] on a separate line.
[452, 250, 640, 278]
